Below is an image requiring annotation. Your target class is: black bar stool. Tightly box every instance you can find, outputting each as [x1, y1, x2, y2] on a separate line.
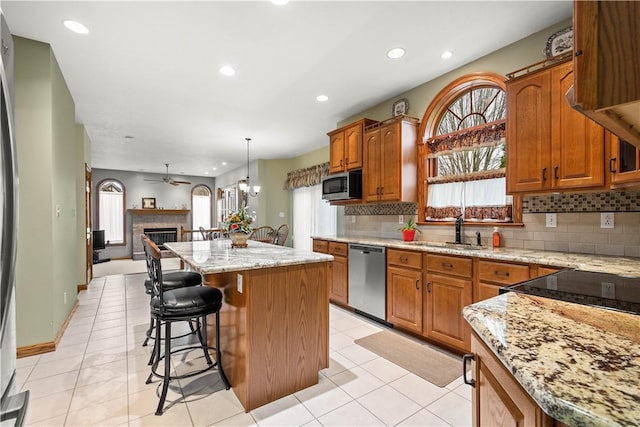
[143, 238, 230, 415]
[141, 234, 201, 350]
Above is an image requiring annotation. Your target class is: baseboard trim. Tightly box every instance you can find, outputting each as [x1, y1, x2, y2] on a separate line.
[77, 283, 87, 292]
[17, 298, 80, 358]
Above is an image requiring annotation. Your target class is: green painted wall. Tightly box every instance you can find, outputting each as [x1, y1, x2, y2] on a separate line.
[14, 37, 80, 347]
[75, 126, 91, 286]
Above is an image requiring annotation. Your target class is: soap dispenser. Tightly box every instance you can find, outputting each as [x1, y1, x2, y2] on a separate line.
[492, 227, 501, 248]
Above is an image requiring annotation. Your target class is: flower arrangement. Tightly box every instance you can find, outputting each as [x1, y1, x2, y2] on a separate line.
[224, 203, 254, 234]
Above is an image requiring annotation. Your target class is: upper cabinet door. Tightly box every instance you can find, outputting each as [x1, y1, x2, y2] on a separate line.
[329, 131, 345, 174]
[379, 123, 401, 201]
[363, 129, 381, 202]
[344, 123, 363, 171]
[551, 61, 605, 189]
[506, 70, 552, 193]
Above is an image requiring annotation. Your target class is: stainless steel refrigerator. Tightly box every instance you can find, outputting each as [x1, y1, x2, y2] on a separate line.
[0, 10, 29, 426]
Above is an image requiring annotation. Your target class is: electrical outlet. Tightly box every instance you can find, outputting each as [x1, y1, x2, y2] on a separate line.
[600, 212, 614, 228]
[237, 274, 243, 293]
[351, 215, 356, 223]
[63, 292, 67, 305]
[279, 212, 285, 218]
[545, 213, 557, 228]
[601, 282, 615, 299]
[399, 215, 404, 225]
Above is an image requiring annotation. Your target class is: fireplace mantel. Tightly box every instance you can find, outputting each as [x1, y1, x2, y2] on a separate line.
[128, 209, 190, 215]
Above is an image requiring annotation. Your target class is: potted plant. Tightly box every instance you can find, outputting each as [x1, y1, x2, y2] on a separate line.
[224, 203, 254, 247]
[399, 218, 421, 242]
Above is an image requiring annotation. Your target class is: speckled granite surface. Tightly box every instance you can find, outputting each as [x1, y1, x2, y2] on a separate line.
[164, 240, 333, 274]
[312, 236, 640, 277]
[463, 293, 640, 427]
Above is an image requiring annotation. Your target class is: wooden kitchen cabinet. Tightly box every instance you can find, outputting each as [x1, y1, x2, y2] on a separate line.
[475, 260, 530, 302]
[312, 239, 348, 306]
[609, 134, 640, 187]
[507, 59, 605, 193]
[328, 242, 349, 305]
[470, 332, 554, 427]
[328, 118, 377, 174]
[387, 249, 423, 333]
[363, 116, 418, 202]
[424, 254, 473, 352]
[572, 0, 640, 148]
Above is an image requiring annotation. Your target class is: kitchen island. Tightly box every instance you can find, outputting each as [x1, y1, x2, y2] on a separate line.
[164, 239, 333, 411]
[463, 292, 640, 426]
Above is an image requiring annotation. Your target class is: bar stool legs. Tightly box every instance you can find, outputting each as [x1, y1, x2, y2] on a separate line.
[146, 309, 230, 416]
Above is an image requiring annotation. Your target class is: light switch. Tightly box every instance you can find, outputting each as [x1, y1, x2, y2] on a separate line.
[237, 274, 243, 293]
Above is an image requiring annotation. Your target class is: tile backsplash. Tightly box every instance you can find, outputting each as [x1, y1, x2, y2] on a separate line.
[338, 191, 640, 258]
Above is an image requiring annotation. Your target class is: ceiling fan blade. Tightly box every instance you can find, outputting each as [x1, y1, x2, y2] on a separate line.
[144, 178, 164, 182]
[171, 180, 191, 185]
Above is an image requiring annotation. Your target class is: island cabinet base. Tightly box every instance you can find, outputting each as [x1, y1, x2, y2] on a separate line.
[203, 262, 330, 411]
[470, 332, 565, 427]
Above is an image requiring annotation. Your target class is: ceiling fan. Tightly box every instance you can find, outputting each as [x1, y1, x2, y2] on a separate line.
[144, 163, 191, 186]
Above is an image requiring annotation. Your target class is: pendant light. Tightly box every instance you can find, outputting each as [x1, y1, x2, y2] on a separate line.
[239, 138, 260, 197]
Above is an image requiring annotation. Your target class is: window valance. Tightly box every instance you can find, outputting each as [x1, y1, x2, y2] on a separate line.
[425, 120, 506, 156]
[283, 162, 330, 190]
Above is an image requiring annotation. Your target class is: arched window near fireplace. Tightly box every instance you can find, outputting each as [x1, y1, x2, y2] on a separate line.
[97, 179, 126, 245]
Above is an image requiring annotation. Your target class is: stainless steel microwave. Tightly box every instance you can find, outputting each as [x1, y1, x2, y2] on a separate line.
[322, 170, 362, 201]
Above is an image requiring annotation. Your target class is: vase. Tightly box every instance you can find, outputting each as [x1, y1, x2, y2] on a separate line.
[229, 232, 249, 248]
[401, 229, 416, 242]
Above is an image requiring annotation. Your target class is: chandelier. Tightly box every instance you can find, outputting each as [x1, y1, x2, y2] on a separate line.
[238, 137, 260, 197]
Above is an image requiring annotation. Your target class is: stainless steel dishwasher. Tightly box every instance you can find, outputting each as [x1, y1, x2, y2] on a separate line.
[348, 243, 386, 321]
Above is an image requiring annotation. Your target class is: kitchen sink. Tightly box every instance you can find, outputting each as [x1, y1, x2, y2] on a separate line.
[406, 241, 487, 250]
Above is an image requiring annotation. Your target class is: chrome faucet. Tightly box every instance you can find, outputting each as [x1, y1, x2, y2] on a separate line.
[455, 216, 464, 244]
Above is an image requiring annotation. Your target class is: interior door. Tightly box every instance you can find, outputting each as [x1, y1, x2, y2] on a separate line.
[85, 164, 92, 283]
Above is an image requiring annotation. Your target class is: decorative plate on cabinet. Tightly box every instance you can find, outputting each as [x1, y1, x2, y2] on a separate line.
[392, 98, 409, 117]
[544, 26, 573, 58]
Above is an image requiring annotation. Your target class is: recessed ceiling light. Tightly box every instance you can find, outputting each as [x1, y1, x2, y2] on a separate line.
[221, 162, 227, 166]
[441, 50, 453, 59]
[271, 0, 289, 5]
[219, 65, 236, 76]
[212, 167, 217, 171]
[316, 95, 329, 102]
[63, 20, 89, 34]
[386, 47, 406, 59]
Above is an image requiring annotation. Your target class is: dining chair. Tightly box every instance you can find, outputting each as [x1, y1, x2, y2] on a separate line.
[274, 224, 289, 246]
[248, 226, 276, 244]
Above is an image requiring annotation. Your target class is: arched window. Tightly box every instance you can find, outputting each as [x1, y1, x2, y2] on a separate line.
[97, 179, 125, 245]
[191, 185, 212, 232]
[418, 73, 518, 223]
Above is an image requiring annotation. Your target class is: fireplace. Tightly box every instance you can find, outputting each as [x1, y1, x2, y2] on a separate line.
[129, 209, 189, 260]
[144, 227, 178, 249]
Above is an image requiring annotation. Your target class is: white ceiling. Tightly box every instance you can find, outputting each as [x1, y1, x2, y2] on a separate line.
[3, 0, 572, 178]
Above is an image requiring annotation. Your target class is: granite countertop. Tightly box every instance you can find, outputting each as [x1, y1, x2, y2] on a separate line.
[312, 235, 640, 277]
[463, 292, 640, 426]
[164, 239, 333, 274]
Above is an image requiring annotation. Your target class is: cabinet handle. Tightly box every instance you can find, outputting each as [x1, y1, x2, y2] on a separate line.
[610, 158, 617, 173]
[427, 281, 431, 293]
[462, 353, 476, 387]
[575, 50, 583, 56]
[415, 280, 420, 290]
[441, 262, 454, 269]
[554, 166, 559, 180]
[494, 270, 510, 277]
[399, 256, 408, 262]
[380, 186, 383, 195]
[542, 167, 547, 181]
[340, 159, 343, 167]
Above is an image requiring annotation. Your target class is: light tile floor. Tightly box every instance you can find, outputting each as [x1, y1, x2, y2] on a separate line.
[17, 272, 472, 427]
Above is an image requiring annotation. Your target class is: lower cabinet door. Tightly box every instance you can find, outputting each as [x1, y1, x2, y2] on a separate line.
[471, 333, 552, 427]
[330, 255, 348, 305]
[386, 266, 422, 332]
[424, 273, 472, 352]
